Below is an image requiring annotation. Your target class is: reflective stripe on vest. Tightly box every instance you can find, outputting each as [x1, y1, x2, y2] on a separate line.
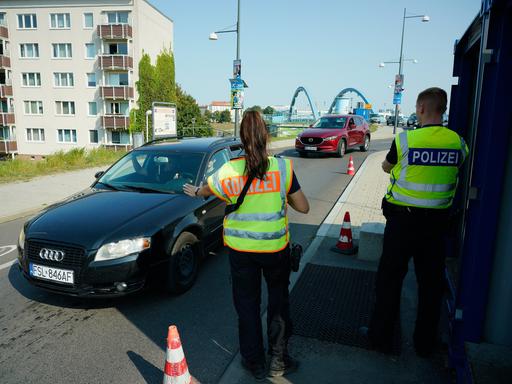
[391, 192, 452, 207]
[224, 227, 287, 240]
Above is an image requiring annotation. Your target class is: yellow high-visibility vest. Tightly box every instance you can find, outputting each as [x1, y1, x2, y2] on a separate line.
[208, 156, 293, 253]
[386, 126, 469, 209]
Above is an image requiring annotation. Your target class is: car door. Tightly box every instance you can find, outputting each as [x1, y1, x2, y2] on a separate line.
[347, 117, 358, 146]
[200, 148, 231, 245]
[355, 117, 365, 144]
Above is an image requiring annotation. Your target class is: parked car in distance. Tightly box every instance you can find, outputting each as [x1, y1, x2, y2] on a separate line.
[17, 137, 244, 297]
[369, 113, 386, 124]
[386, 115, 405, 126]
[407, 113, 418, 127]
[295, 114, 370, 158]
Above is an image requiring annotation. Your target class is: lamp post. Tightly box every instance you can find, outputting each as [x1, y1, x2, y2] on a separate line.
[388, 8, 429, 134]
[209, 0, 241, 137]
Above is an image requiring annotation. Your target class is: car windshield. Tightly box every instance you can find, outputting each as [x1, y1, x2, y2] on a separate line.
[312, 117, 347, 129]
[97, 150, 205, 194]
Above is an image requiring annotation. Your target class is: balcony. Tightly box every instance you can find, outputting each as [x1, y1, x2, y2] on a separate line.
[0, 140, 17, 154]
[102, 115, 130, 129]
[0, 85, 13, 98]
[0, 112, 15, 125]
[0, 55, 10, 68]
[0, 26, 8, 39]
[100, 86, 134, 100]
[97, 24, 132, 40]
[99, 55, 133, 70]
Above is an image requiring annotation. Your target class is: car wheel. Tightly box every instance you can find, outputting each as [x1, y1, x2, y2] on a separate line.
[360, 135, 370, 152]
[165, 232, 200, 294]
[336, 139, 346, 158]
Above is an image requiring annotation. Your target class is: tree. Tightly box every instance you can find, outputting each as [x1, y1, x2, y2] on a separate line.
[204, 109, 213, 122]
[154, 48, 177, 104]
[134, 53, 156, 136]
[213, 111, 222, 123]
[263, 106, 275, 115]
[219, 110, 231, 123]
[176, 84, 212, 137]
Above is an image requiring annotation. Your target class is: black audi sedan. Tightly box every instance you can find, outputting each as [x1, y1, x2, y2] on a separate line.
[17, 137, 243, 297]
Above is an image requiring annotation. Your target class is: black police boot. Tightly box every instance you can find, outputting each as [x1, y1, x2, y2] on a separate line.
[241, 358, 267, 382]
[268, 353, 299, 377]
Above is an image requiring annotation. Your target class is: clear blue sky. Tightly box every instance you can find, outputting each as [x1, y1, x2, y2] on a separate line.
[149, 0, 481, 115]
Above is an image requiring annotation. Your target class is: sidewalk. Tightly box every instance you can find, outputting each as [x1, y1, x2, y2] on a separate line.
[218, 137, 451, 384]
[0, 139, 297, 224]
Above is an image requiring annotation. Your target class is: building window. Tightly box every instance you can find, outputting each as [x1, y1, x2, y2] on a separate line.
[57, 129, 77, 143]
[111, 131, 130, 144]
[88, 102, 97, 116]
[87, 73, 96, 87]
[24, 100, 43, 115]
[20, 43, 39, 58]
[85, 43, 96, 59]
[89, 130, 99, 143]
[56, 101, 76, 115]
[108, 102, 129, 115]
[0, 13, 6, 27]
[106, 72, 129, 86]
[17, 14, 37, 29]
[52, 43, 72, 59]
[0, 126, 10, 140]
[26, 128, 45, 142]
[22, 72, 41, 87]
[50, 13, 71, 29]
[0, 100, 8, 113]
[84, 13, 94, 29]
[107, 42, 128, 55]
[107, 11, 129, 24]
[54, 72, 74, 87]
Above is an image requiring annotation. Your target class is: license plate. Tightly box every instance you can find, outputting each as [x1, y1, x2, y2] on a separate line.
[29, 263, 74, 285]
[305, 146, 317, 151]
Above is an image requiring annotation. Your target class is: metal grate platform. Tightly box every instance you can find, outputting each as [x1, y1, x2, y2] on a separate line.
[290, 263, 400, 354]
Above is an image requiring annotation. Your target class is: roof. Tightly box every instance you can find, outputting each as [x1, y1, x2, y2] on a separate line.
[138, 137, 241, 152]
[211, 101, 231, 107]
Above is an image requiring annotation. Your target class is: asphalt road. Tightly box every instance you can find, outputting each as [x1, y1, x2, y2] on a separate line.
[0, 139, 391, 384]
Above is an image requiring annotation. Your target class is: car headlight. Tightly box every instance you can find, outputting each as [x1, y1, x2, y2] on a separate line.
[18, 226, 25, 251]
[324, 136, 338, 141]
[95, 237, 151, 261]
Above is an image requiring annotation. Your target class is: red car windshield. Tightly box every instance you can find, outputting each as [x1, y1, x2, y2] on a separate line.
[312, 117, 347, 129]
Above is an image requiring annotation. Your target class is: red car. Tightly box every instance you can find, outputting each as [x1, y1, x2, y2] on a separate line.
[295, 114, 371, 157]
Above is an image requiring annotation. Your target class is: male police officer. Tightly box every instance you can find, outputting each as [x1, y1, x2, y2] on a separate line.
[366, 87, 468, 356]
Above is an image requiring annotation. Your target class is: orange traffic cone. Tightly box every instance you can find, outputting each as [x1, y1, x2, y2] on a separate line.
[332, 211, 358, 255]
[163, 325, 194, 384]
[347, 155, 355, 176]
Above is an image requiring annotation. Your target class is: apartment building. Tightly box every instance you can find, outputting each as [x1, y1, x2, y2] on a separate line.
[0, 0, 173, 157]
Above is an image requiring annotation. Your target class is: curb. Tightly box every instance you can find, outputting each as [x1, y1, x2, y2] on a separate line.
[216, 150, 375, 384]
[0, 207, 44, 225]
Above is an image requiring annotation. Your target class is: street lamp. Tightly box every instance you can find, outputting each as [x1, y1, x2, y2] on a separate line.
[388, 8, 429, 134]
[379, 59, 418, 68]
[209, 0, 241, 137]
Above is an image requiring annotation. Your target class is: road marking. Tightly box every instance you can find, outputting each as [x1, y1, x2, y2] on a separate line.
[0, 259, 17, 271]
[0, 245, 17, 258]
[211, 339, 232, 355]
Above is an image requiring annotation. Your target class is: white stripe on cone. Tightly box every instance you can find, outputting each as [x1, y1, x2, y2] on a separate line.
[163, 370, 191, 384]
[166, 347, 185, 364]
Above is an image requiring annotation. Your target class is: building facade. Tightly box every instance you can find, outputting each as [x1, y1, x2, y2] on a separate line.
[0, 0, 173, 157]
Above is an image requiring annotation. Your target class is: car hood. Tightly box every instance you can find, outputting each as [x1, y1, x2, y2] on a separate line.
[300, 128, 343, 137]
[27, 188, 188, 249]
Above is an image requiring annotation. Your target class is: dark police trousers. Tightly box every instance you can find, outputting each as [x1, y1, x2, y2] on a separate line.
[229, 247, 292, 363]
[369, 200, 450, 352]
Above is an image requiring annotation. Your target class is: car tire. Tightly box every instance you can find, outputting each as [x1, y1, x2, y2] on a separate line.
[165, 232, 200, 294]
[336, 139, 346, 158]
[360, 135, 370, 152]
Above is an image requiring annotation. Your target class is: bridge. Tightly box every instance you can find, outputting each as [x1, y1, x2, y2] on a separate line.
[265, 86, 373, 124]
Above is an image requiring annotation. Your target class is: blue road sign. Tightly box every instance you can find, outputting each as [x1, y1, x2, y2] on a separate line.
[393, 92, 402, 105]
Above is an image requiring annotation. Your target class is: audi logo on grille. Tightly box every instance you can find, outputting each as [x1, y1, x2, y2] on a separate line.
[39, 248, 65, 262]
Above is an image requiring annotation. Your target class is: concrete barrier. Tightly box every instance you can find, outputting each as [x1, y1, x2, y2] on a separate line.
[357, 222, 385, 262]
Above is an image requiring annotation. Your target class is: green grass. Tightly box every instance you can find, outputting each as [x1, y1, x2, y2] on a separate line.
[0, 147, 125, 184]
[370, 123, 379, 133]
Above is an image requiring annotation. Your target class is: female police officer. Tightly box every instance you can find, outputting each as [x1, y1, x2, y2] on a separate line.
[184, 110, 309, 380]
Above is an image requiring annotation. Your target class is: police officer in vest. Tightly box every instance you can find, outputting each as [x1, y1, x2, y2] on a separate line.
[184, 110, 310, 380]
[364, 87, 468, 357]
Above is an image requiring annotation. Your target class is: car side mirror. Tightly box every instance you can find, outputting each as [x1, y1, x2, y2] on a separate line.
[94, 171, 104, 179]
